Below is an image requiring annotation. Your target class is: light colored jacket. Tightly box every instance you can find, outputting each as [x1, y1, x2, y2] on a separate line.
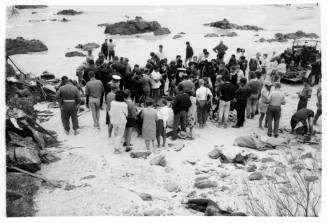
[109, 101, 128, 125]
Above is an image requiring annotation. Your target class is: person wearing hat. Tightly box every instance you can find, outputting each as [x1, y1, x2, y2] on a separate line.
[266, 82, 286, 138]
[232, 78, 251, 128]
[258, 81, 273, 128]
[56, 79, 81, 135]
[185, 41, 194, 67]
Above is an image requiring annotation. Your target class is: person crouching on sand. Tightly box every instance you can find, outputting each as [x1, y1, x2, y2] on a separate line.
[109, 90, 128, 154]
[141, 99, 158, 153]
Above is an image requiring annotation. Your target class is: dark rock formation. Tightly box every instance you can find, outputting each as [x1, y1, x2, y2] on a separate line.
[75, 42, 100, 51]
[257, 30, 319, 43]
[6, 37, 48, 56]
[65, 51, 86, 57]
[221, 31, 238, 37]
[103, 16, 170, 36]
[61, 17, 70, 22]
[14, 5, 47, 9]
[153, 27, 171, 36]
[56, 9, 83, 15]
[6, 63, 16, 77]
[204, 33, 219, 37]
[206, 18, 263, 31]
[173, 34, 183, 39]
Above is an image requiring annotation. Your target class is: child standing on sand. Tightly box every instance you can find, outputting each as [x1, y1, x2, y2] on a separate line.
[156, 99, 170, 148]
[141, 99, 158, 153]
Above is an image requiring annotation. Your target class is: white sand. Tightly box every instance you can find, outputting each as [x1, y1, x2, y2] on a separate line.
[34, 84, 321, 216]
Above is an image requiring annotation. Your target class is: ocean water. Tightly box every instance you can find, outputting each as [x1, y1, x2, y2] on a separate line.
[6, 4, 321, 79]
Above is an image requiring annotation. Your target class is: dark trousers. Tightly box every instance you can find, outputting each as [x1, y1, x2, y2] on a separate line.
[61, 102, 78, 131]
[267, 105, 281, 136]
[197, 100, 208, 125]
[313, 108, 321, 124]
[108, 50, 115, 61]
[100, 92, 104, 108]
[297, 98, 308, 111]
[172, 110, 187, 139]
[151, 88, 160, 106]
[235, 100, 247, 126]
[131, 91, 142, 104]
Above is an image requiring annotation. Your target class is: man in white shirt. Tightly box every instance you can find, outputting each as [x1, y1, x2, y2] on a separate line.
[196, 79, 212, 128]
[156, 45, 166, 60]
[150, 65, 162, 106]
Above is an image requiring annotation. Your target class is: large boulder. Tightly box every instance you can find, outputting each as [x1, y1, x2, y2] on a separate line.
[75, 42, 100, 51]
[207, 18, 263, 31]
[6, 37, 48, 56]
[65, 51, 86, 57]
[56, 9, 83, 15]
[14, 5, 47, 9]
[153, 27, 171, 36]
[12, 146, 41, 172]
[103, 17, 169, 35]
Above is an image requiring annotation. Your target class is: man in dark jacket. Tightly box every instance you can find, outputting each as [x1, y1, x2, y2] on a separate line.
[246, 72, 262, 119]
[56, 79, 81, 135]
[83, 60, 98, 84]
[101, 39, 108, 60]
[185, 41, 194, 67]
[218, 76, 236, 128]
[233, 78, 250, 128]
[171, 85, 191, 140]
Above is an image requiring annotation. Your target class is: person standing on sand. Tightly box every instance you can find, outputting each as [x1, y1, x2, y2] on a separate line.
[258, 81, 273, 129]
[123, 89, 138, 152]
[150, 65, 162, 107]
[218, 76, 236, 128]
[56, 79, 81, 135]
[246, 72, 262, 119]
[196, 79, 212, 128]
[185, 41, 194, 67]
[109, 91, 128, 154]
[232, 78, 250, 128]
[108, 39, 116, 61]
[106, 85, 118, 137]
[101, 39, 109, 60]
[296, 79, 312, 111]
[172, 85, 192, 139]
[266, 82, 285, 138]
[313, 84, 321, 125]
[156, 45, 166, 61]
[85, 71, 104, 129]
[141, 99, 158, 153]
[141, 69, 152, 105]
[156, 99, 170, 148]
[213, 40, 228, 60]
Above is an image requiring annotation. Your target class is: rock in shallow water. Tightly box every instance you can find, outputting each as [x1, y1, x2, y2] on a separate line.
[65, 51, 86, 57]
[204, 33, 219, 38]
[57, 9, 83, 15]
[6, 37, 48, 56]
[207, 18, 263, 31]
[75, 42, 100, 51]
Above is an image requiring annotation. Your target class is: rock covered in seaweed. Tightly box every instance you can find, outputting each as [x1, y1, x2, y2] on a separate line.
[56, 9, 83, 15]
[6, 37, 48, 56]
[257, 30, 319, 43]
[103, 16, 170, 36]
[206, 18, 263, 31]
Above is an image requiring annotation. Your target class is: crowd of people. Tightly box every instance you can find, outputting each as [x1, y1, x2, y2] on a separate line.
[55, 38, 322, 154]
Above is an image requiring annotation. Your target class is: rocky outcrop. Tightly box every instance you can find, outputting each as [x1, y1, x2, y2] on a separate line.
[6, 37, 48, 56]
[204, 33, 219, 38]
[257, 31, 319, 43]
[56, 9, 83, 15]
[65, 51, 86, 57]
[153, 27, 171, 36]
[75, 42, 100, 51]
[221, 31, 238, 37]
[14, 5, 47, 9]
[206, 18, 263, 31]
[103, 16, 170, 36]
[172, 34, 183, 39]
